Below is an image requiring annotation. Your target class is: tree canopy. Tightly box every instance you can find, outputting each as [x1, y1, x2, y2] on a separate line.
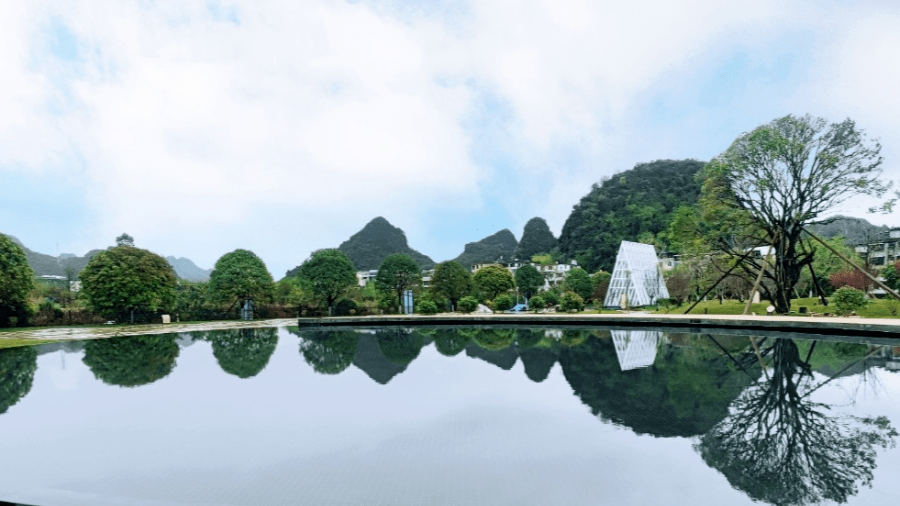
[80, 244, 177, 319]
[296, 249, 358, 315]
[0, 234, 35, 327]
[430, 260, 472, 310]
[473, 264, 515, 300]
[208, 249, 275, 306]
[375, 253, 422, 312]
[514, 217, 557, 260]
[514, 264, 544, 300]
[558, 159, 705, 272]
[702, 114, 886, 313]
[564, 267, 593, 301]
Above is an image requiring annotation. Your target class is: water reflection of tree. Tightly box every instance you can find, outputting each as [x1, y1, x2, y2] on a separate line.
[697, 339, 897, 506]
[210, 328, 278, 379]
[83, 335, 179, 387]
[375, 328, 424, 366]
[434, 329, 470, 357]
[0, 346, 37, 414]
[299, 330, 359, 375]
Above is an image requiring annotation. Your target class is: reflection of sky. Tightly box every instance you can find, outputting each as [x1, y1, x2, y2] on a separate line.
[0, 331, 897, 505]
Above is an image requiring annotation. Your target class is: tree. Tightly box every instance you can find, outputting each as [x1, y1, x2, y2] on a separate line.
[80, 244, 177, 321]
[208, 249, 275, 309]
[514, 264, 544, 300]
[829, 269, 872, 292]
[703, 114, 887, 313]
[115, 233, 134, 246]
[514, 217, 557, 260]
[564, 267, 593, 301]
[296, 249, 357, 316]
[0, 234, 35, 327]
[375, 253, 422, 313]
[883, 261, 900, 291]
[430, 261, 472, 311]
[473, 264, 515, 301]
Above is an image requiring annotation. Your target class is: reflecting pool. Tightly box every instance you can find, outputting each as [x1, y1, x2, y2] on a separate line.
[0, 326, 898, 506]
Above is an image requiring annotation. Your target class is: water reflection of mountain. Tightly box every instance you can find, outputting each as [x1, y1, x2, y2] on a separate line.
[560, 333, 756, 438]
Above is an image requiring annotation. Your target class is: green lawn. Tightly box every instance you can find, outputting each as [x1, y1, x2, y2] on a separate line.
[651, 297, 900, 318]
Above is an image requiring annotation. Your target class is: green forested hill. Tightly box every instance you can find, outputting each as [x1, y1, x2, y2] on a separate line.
[286, 217, 434, 276]
[558, 159, 705, 272]
[514, 217, 557, 260]
[452, 229, 518, 268]
[1, 234, 100, 277]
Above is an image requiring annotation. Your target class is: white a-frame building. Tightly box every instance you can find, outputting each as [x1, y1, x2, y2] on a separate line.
[603, 241, 669, 308]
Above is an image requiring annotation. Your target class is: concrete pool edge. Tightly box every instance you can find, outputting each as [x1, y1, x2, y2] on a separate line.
[296, 313, 900, 339]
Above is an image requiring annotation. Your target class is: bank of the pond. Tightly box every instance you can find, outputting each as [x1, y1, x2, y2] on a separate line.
[296, 313, 900, 339]
[0, 318, 298, 342]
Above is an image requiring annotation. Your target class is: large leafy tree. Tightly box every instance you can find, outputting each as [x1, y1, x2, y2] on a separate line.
[83, 335, 180, 387]
[0, 234, 35, 327]
[514, 217, 557, 260]
[704, 114, 887, 313]
[430, 261, 472, 311]
[375, 253, 422, 313]
[208, 249, 275, 308]
[80, 244, 177, 320]
[514, 264, 544, 300]
[473, 264, 515, 301]
[564, 267, 593, 301]
[296, 249, 357, 316]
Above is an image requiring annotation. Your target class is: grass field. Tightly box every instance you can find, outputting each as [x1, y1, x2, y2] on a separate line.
[650, 297, 900, 318]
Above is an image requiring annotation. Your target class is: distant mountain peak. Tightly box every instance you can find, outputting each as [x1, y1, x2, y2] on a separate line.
[166, 256, 212, 282]
[285, 217, 435, 276]
[452, 229, 519, 268]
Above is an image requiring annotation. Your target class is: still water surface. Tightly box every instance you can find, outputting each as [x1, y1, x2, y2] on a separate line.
[0, 326, 898, 506]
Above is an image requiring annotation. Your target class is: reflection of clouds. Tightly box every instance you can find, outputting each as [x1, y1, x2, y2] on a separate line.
[46, 350, 83, 392]
[611, 330, 661, 371]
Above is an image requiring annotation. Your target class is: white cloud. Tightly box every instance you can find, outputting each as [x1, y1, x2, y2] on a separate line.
[3, 0, 899, 272]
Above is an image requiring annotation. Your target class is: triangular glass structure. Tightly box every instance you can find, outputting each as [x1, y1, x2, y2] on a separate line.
[603, 241, 669, 308]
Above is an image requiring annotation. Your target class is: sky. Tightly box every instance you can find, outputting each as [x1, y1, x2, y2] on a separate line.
[2, 0, 899, 277]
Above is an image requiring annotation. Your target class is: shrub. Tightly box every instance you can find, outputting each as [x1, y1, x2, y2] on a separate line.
[829, 269, 871, 292]
[529, 295, 545, 310]
[494, 294, 515, 311]
[560, 292, 584, 312]
[416, 299, 438, 315]
[542, 290, 560, 306]
[831, 286, 868, 315]
[457, 296, 479, 313]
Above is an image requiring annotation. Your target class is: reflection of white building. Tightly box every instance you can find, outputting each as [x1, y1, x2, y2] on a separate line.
[604, 241, 669, 307]
[611, 330, 662, 371]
